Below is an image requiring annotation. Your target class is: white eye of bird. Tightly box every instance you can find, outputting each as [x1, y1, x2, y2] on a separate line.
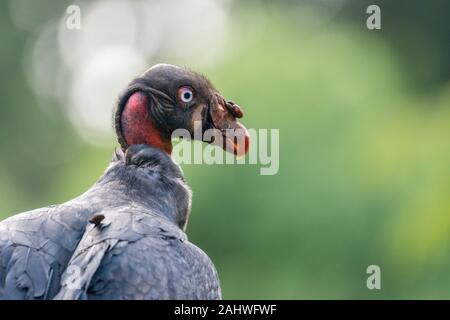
[178, 87, 194, 103]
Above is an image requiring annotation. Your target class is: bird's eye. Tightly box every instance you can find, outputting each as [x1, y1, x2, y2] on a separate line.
[178, 86, 194, 103]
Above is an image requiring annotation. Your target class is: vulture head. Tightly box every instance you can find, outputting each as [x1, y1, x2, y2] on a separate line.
[114, 64, 250, 157]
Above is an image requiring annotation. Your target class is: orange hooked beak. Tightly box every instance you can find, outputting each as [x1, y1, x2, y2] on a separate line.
[204, 94, 250, 157]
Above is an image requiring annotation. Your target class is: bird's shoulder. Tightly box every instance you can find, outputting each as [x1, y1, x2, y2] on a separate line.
[73, 207, 187, 249]
[0, 201, 96, 253]
[88, 234, 221, 299]
[57, 208, 221, 299]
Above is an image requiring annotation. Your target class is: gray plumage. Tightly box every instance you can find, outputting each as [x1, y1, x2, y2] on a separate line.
[0, 145, 221, 300]
[0, 64, 249, 300]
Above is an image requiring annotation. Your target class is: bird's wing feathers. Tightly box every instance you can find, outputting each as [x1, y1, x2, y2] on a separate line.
[55, 209, 221, 300]
[0, 205, 92, 299]
[55, 240, 115, 300]
[0, 208, 65, 299]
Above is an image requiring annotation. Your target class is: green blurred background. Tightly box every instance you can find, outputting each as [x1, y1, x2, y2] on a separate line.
[0, 0, 449, 299]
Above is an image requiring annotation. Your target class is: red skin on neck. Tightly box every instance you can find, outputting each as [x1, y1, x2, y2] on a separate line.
[121, 92, 172, 154]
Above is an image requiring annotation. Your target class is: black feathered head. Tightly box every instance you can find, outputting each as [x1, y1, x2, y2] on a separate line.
[114, 64, 249, 156]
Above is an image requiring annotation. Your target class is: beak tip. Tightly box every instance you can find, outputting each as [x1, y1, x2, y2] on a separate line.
[232, 130, 250, 157]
